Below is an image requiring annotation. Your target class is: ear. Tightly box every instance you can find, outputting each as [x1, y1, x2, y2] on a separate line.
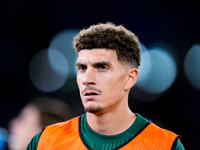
[124, 68, 139, 90]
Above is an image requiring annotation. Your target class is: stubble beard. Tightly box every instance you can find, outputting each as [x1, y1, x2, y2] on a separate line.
[84, 105, 103, 113]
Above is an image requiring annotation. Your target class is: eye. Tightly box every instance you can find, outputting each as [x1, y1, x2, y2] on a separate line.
[78, 65, 87, 71]
[99, 65, 108, 69]
[98, 65, 109, 70]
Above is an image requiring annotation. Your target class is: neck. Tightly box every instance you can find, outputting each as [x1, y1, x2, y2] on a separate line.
[86, 106, 136, 135]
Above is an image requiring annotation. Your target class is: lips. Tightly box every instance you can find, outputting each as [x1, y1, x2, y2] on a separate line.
[82, 87, 102, 99]
[84, 91, 99, 96]
[83, 91, 100, 99]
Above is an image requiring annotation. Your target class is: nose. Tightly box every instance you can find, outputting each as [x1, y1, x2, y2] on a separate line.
[83, 81, 95, 86]
[82, 67, 96, 86]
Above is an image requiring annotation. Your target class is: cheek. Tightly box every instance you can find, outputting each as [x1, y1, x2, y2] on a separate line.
[102, 77, 124, 96]
[108, 75, 126, 89]
[76, 76, 82, 88]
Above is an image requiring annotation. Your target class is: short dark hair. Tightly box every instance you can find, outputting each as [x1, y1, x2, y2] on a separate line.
[73, 22, 141, 68]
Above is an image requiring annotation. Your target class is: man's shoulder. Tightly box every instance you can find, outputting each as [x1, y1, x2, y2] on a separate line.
[43, 116, 80, 133]
[147, 122, 178, 139]
[147, 124, 185, 150]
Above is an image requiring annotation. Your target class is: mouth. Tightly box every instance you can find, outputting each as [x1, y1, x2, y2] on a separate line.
[84, 91, 99, 96]
[83, 91, 99, 99]
[82, 87, 102, 99]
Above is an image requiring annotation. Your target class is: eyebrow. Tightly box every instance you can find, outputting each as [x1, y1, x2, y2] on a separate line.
[76, 62, 83, 67]
[76, 61, 112, 67]
[94, 61, 111, 66]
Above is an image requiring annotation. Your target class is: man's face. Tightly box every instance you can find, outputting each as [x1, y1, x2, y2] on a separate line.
[76, 48, 132, 114]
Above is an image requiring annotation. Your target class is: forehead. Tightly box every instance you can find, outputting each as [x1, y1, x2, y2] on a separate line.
[76, 48, 118, 63]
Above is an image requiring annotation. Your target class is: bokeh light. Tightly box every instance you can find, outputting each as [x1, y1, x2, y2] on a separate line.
[184, 44, 200, 90]
[49, 28, 79, 78]
[29, 49, 69, 92]
[136, 43, 152, 84]
[131, 43, 177, 102]
[0, 127, 8, 150]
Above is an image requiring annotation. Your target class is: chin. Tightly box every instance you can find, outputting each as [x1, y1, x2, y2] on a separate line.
[84, 105, 103, 113]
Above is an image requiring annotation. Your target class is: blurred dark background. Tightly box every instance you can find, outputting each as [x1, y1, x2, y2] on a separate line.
[0, 0, 200, 149]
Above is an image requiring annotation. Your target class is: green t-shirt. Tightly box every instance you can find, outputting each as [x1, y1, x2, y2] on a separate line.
[26, 113, 185, 150]
[81, 113, 149, 149]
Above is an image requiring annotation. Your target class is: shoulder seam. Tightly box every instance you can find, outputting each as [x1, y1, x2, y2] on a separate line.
[36, 127, 46, 150]
[78, 115, 93, 150]
[171, 135, 181, 150]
